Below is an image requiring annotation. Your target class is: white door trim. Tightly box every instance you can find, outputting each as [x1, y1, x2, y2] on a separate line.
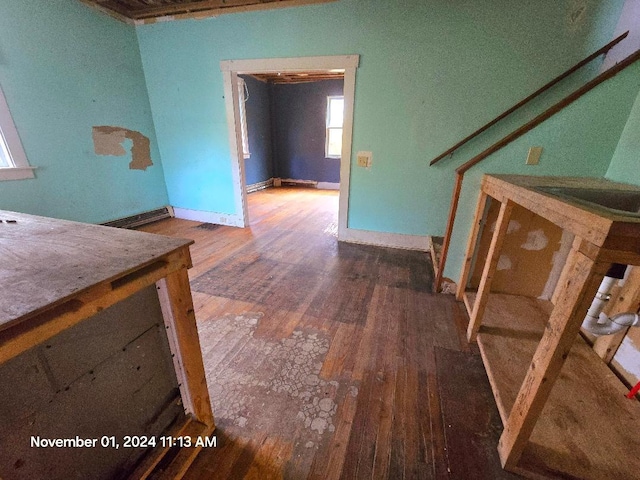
[220, 55, 359, 236]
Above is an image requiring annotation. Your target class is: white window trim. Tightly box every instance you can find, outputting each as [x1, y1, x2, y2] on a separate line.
[237, 78, 251, 159]
[0, 85, 35, 181]
[325, 95, 344, 159]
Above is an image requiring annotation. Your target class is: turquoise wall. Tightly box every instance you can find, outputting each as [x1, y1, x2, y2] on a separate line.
[606, 88, 640, 185]
[136, 0, 623, 231]
[0, 0, 168, 223]
[445, 60, 640, 280]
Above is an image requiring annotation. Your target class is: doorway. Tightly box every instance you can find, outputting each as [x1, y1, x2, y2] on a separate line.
[220, 55, 359, 239]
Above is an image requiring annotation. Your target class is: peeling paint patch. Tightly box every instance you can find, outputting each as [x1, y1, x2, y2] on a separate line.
[614, 336, 640, 382]
[497, 254, 512, 271]
[92, 126, 153, 171]
[521, 229, 548, 251]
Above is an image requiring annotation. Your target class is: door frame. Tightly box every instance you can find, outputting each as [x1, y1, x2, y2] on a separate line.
[220, 55, 359, 238]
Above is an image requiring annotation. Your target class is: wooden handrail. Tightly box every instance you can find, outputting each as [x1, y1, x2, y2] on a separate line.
[434, 46, 640, 292]
[429, 31, 629, 167]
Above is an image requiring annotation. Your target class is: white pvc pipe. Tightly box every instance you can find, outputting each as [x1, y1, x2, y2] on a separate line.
[584, 312, 640, 336]
[582, 275, 640, 336]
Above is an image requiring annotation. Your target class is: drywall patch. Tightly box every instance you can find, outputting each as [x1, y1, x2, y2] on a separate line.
[497, 254, 512, 271]
[521, 229, 548, 251]
[507, 220, 521, 234]
[539, 230, 574, 301]
[92, 126, 153, 171]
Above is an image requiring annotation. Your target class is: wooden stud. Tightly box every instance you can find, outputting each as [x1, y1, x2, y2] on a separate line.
[156, 268, 214, 428]
[497, 245, 610, 469]
[456, 190, 489, 300]
[467, 199, 514, 342]
[593, 265, 640, 362]
[435, 172, 463, 292]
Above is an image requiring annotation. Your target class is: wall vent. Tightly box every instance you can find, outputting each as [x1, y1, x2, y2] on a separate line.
[102, 206, 173, 229]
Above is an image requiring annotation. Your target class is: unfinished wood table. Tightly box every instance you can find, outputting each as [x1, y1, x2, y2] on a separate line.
[0, 210, 213, 479]
[458, 175, 640, 479]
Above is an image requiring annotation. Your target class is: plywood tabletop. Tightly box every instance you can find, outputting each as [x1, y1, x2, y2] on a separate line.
[483, 175, 640, 252]
[0, 210, 193, 329]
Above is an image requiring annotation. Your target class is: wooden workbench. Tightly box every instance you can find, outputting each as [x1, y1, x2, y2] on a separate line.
[458, 175, 640, 479]
[0, 210, 214, 479]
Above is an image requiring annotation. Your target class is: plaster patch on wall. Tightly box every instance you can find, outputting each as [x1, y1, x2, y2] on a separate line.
[613, 336, 640, 382]
[521, 229, 548, 251]
[92, 126, 153, 171]
[568, 0, 588, 31]
[507, 220, 521, 234]
[497, 254, 512, 271]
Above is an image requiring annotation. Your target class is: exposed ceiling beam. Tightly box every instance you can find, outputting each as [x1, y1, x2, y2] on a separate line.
[80, 0, 337, 23]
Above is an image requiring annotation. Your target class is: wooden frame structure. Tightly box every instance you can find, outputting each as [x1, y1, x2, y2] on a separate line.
[0, 210, 214, 478]
[458, 175, 640, 479]
[434, 47, 640, 292]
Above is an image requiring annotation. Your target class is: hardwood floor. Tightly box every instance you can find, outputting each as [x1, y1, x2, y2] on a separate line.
[139, 187, 518, 479]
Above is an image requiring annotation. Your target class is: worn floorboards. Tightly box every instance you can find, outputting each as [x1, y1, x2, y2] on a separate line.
[139, 187, 517, 479]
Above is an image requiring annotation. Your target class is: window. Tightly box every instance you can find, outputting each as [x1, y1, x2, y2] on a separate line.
[237, 78, 250, 159]
[0, 85, 34, 181]
[325, 96, 344, 158]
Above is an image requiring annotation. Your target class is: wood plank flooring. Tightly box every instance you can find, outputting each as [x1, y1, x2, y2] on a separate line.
[139, 187, 519, 479]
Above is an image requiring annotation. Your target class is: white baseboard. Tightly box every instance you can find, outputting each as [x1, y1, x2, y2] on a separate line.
[316, 182, 340, 190]
[172, 207, 244, 227]
[339, 228, 430, 251]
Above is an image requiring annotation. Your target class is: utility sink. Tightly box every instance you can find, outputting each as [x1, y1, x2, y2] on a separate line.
[535, 186, 640, 218]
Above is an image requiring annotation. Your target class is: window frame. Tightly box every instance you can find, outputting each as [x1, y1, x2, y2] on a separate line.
[0, 85, 34, 181]
[236, 78, 251, 160]
[325, 95, 344, 159]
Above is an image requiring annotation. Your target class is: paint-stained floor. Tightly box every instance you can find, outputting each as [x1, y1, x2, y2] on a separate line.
[139, 187, 520, 479]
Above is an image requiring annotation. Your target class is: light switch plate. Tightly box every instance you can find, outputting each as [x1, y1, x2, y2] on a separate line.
[526, 146, 543, 165]
[357, 151, 372, 168]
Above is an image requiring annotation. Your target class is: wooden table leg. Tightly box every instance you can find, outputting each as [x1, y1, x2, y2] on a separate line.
[467, 199, 514, 342]
[497, 243, 609, 469]
[456, 190, 489, 301]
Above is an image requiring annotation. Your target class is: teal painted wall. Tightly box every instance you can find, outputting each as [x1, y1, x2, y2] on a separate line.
[136, 0, 623, 230]
[445, 61, 640, 281]
[0, 0, 168, 223]
[606, 88, 640, 185]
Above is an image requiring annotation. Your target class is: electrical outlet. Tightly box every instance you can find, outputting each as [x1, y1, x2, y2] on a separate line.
[357, 151, 372, 168]
[526, 146, 543, 165]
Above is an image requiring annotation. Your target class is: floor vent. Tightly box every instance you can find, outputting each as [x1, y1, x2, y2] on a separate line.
[102, 206, 173, 229]
[196, 223, 222, 231]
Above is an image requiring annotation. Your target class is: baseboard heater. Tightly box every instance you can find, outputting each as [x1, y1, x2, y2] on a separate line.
[102, 206, 174, 229]
[247, 178, 274, 193]
[275, 178, 318, 188]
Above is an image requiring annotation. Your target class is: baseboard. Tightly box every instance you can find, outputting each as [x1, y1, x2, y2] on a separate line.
[339, 228, 430, 251]
[101, 206, 174, 229]
[316, 182, 340, 190]
[247, 178, 274, 193]
[172, 207, 244, 227]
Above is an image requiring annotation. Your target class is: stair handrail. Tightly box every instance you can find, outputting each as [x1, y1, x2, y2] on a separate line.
[429, 31, 629, 167]
[435, 46, 640, 292]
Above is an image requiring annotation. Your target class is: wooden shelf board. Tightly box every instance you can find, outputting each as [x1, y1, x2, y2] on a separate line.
[469, 292, 640, 479]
